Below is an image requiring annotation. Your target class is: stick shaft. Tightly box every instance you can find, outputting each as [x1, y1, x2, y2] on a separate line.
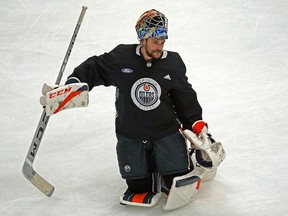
[55, 6, 88, 85]
[22, 6, 88, 196]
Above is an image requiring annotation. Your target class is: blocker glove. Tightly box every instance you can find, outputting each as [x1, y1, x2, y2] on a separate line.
[40, 83, 89, 116]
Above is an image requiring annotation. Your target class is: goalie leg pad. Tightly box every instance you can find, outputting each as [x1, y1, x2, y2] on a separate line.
[163, 166, 205, 210]
[120, 171, 162, 207]
[120, 189, 162, 207]
[200, 166, 217, 182]
[191, 152, 217, 182]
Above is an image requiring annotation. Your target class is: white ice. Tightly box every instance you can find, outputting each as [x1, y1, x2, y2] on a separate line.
[1, 0, 288, 215]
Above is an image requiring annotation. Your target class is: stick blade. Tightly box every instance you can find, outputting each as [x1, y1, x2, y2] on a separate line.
[22, 161, 55, 197]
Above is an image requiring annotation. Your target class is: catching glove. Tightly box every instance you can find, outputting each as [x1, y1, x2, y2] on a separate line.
[183, 120, 226, 169]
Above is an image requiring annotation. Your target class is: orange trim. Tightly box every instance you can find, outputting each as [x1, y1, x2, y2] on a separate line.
[131, 192, 148, 203]
[54, 91, 82, 114]
[196, 179, 201, 190]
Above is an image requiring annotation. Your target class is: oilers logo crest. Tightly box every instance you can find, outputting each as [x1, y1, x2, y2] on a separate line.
[131, 78, 161, 111]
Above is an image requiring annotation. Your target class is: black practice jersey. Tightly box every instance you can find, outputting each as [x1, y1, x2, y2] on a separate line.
[67, 44, 202, 140]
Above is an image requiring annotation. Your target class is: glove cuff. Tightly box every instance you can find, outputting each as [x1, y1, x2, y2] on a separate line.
[65, 77, 81, 85]
[192, 120, 207, 135]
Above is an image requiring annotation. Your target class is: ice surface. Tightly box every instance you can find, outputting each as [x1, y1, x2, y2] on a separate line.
[1, 0, 288, 215]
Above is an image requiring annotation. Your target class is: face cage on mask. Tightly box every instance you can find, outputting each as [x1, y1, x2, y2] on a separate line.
[136, 10, 168, 40]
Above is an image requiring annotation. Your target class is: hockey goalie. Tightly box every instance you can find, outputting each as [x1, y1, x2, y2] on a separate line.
[38, 8, 226, 211]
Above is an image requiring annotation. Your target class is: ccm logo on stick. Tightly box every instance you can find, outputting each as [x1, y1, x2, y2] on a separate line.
[49, 87, 72, 98]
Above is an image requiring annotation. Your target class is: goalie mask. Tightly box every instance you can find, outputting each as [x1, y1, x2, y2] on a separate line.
[135, 9, 168, 40]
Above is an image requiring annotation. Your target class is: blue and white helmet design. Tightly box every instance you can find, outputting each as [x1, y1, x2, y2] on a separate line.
[135, 9, 168, 40]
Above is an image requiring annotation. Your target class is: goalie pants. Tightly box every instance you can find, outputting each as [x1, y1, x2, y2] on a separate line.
[116, 131, 192, 193]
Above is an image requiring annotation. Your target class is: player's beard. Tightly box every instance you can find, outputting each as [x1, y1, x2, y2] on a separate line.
[144, 45, 162, 59]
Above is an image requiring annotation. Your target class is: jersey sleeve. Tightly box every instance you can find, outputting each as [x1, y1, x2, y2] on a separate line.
[66, 47, 119, 90]
[169, 54, 203, 130]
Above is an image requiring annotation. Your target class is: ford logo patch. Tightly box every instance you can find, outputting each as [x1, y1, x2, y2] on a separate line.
[121, 68, 133, 73]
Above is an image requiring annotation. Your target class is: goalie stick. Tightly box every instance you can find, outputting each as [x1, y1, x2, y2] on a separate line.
[22, 6, 88, 196]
